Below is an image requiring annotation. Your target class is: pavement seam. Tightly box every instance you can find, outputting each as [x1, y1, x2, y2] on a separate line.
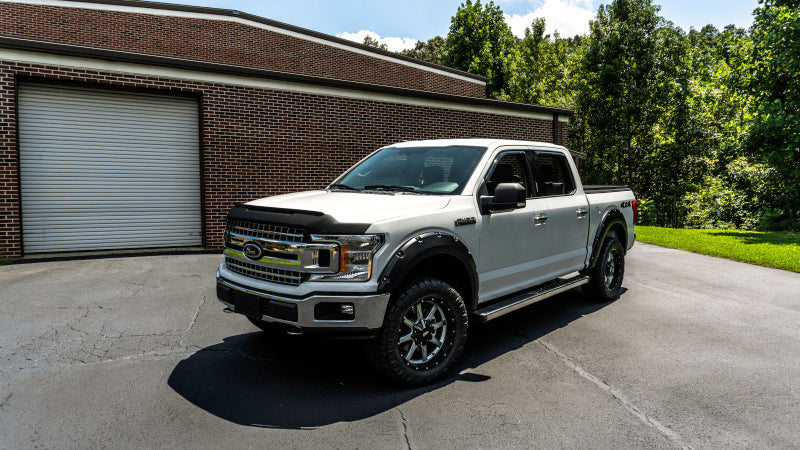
[538, 339, 692, 450]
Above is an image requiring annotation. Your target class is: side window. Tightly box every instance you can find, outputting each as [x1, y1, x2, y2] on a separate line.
[531, 152, 576, 196]
[485, 153, 529, 196]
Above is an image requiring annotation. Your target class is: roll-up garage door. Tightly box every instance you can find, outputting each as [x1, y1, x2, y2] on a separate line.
[18, 83, 202, 253]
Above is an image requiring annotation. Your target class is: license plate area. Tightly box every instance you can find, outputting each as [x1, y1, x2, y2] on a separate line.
[233, 290, 261, 318]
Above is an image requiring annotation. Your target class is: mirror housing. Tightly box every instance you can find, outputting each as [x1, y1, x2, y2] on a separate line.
[480, 182, 526, 214]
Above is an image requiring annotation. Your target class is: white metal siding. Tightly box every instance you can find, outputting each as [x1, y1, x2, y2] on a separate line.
[18, 83, 202, 253]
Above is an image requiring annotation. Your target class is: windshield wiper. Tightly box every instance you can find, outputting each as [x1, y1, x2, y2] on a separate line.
[364, 185, 418, 192]
[330, 184, 360, 191]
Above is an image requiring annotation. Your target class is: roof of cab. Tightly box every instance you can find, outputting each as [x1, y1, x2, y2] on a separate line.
[390, 139, 567, 151]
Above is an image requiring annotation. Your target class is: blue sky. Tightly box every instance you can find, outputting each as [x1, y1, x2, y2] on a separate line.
[187, 0, 760, 51]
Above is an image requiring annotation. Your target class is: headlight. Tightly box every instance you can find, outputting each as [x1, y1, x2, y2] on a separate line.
[308, 234, 383, 281]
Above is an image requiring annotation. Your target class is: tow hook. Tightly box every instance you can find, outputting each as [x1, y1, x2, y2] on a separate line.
[286, 326, 303, 336]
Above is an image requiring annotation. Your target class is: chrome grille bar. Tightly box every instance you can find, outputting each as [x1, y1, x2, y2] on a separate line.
[225, 257, 305, 286]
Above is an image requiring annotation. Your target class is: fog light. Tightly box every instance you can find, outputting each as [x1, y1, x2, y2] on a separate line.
[314, 302, 356, 321]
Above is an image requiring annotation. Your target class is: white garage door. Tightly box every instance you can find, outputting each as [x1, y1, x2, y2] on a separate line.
[19, 83, 202, 253]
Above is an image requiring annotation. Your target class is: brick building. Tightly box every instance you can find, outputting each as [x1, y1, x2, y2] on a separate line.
[0, 0, 572, 258]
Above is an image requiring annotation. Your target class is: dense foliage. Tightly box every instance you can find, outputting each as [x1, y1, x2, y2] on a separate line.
[399, 0, 799, 230]
[441, 0, 517, 95]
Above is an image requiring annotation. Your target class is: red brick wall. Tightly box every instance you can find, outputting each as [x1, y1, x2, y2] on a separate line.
[558, 120, 569, 147]
[0, 61, 562, 258]
[0, 66, 16, 257]
[0, 2, 486, 98]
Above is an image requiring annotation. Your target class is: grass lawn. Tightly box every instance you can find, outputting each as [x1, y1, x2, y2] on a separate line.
[635, 226, 800, 272]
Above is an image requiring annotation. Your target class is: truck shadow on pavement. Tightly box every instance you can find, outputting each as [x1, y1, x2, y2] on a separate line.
[167, 288, 621, 429]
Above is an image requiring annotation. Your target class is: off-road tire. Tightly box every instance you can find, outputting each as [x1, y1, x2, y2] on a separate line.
[583, 237, 625, 302]
[368, 278, 469, 386]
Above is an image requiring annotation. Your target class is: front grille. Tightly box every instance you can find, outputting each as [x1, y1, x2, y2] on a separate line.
[226, 219, 305, 243]
[226, 257, 305, 286]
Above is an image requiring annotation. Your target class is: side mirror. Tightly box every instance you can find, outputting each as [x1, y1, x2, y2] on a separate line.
[480, 182, 526, 214]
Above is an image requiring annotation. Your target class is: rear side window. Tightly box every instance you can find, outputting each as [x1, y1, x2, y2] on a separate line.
[530, 152, 576, 196]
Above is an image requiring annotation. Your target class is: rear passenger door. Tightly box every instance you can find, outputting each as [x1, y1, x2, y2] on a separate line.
[528, 150, 590, 276]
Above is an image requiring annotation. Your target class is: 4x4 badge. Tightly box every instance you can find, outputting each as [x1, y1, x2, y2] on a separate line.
[242, 241, 264, 260]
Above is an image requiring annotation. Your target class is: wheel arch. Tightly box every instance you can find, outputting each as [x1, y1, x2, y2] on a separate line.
[587, 207, 628, 270]
[377, 232, 479, 311]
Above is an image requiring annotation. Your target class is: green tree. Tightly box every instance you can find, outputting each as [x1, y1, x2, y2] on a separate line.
[401, 36, 446, 65]
[362, 35, 388, 51]
[443, 0, 517, 98]
[746, 0, 800, 229]
[504, 18, 581, 108]
[570, 0, 713, 226]
[642, 23, 701, 226]
[571, 0, 663, 192]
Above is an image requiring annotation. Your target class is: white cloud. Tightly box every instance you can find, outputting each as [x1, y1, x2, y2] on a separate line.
[504, 0, 595, 38]
[337, 30, 418, 52]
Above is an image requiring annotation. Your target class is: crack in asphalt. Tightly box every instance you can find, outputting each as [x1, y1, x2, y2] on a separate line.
[2, 302, 190, 373]
[396, 407, 413, 450]
[0, 347, 201, 375]
[538, 339, 692, 450]
[180, 294, 207, 346]
[0, 393, 12, 411]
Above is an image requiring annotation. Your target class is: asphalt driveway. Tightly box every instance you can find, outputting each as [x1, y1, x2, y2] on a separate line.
[1, 243, 799, 448]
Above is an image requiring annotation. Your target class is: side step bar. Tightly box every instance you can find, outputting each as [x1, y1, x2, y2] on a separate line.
[472, 275, 589, 323]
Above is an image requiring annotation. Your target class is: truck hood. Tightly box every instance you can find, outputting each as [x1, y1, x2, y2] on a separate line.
[246, 190, 451, 224]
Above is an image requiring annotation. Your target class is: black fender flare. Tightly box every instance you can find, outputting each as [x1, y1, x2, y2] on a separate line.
[587, 207, 628, 270]
[377, 232, 479, 311]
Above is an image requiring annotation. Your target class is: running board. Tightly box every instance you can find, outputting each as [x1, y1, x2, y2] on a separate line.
[472, 275, 589, 323]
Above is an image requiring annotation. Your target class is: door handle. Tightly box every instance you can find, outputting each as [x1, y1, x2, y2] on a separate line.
[576, 207, 589, 219]
[534, 213, 548, 226]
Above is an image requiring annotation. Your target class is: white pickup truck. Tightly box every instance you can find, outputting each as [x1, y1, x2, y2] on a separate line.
[216, 139, 637, 385]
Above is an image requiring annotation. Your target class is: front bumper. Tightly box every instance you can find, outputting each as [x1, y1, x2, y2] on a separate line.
[216, 273, 390, 333]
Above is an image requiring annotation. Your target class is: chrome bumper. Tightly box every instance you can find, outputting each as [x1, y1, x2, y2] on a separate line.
[216, 274, 390, 331]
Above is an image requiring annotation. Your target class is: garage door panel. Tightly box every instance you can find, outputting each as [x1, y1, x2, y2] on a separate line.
[21, 164, 201, 173]
[20, 135, 200, 147]
[21, 156, 201, 166]
[19, 125, 200, 138]
[19, 83, 203, 254]
[19, 94, 200, 111]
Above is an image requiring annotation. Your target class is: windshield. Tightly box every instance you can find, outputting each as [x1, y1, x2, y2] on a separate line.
[332, 145, 487, 195]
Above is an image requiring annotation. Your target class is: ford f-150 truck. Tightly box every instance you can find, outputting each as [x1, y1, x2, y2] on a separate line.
[216, 139, 637, 385]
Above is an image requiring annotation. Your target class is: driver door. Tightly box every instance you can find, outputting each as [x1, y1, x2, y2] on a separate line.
[477, 151, 549, 302]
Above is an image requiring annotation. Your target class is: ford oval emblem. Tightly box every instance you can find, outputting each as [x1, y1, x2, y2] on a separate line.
[242, 242, 263, 261]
